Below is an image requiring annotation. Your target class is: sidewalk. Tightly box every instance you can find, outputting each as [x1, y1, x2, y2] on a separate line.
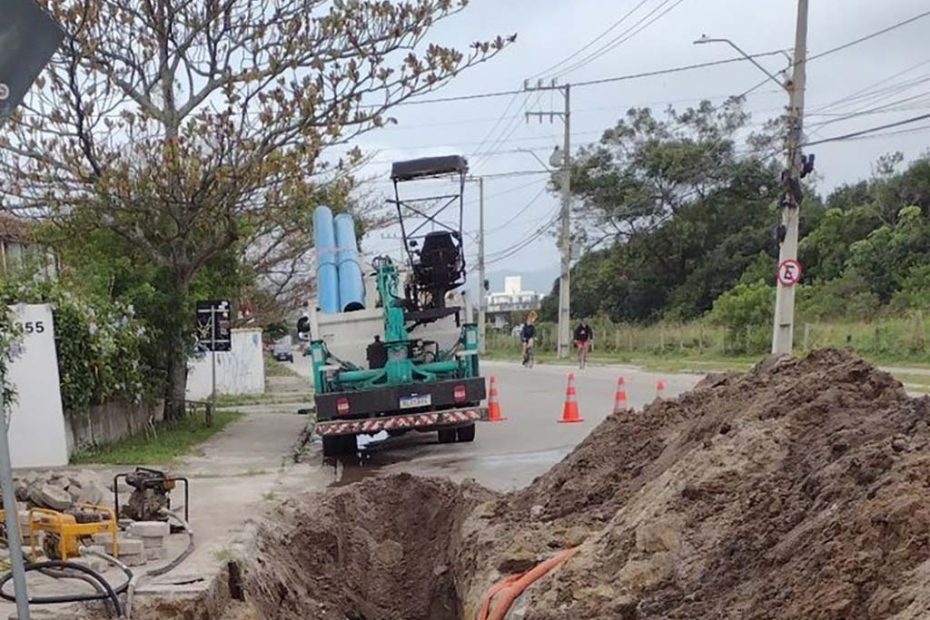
[0, 396, 328, 619]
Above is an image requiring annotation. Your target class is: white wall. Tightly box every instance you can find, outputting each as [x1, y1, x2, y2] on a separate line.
[6, 304, 69, 468]
[186, 328, 265, 400]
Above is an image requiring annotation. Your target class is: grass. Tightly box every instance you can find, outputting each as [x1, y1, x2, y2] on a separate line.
[215, 392, 310, 407]
[71, 410, 243, 465]
[265, 354, 300, 377]
[893, 372, 930, 394]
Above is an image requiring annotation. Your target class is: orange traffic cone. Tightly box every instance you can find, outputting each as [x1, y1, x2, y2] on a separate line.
[656, 379, 667, 399]
[487, 376, 506, 422]
[559, 374, 584, 423]
[613, 376, 628, 414]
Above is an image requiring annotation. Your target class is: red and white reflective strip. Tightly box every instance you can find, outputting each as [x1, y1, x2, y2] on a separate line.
[315, 408, 486, 437]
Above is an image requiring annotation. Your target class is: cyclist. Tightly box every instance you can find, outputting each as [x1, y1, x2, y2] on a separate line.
[574, 319, 594, 369]
[520, 311, 538, 368]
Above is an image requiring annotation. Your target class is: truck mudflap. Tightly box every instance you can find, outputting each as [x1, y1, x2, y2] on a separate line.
[315, 407, 487, 437]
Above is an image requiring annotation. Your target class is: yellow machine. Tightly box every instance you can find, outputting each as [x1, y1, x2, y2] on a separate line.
[27, 505, 118, 561]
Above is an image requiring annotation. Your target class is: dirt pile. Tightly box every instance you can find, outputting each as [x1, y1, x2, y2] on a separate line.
[246, 350, 930, 620]
[510, 349, 930, 619]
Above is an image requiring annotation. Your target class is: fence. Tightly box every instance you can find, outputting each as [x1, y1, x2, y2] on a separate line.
[486, 313, 930, 362]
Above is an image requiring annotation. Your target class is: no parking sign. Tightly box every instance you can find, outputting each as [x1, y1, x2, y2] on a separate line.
[777, 260, 803, 287]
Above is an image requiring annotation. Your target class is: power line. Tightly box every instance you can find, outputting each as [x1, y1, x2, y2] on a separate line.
[808, 9, 930, 62]
[526, 0, 653, 81]
[484, 186, 549, 235]
[384, 50, 788, 108]
[555, 0, 689, 78]
[809, 57, 930, 114]
[803, 112, 930, 146]
[570, 50, 789, 88]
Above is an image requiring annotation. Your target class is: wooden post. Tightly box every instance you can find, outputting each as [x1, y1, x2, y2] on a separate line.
[659, 328, 665, 352]
[699, 324, 704, 355]
[803, 323, 811, 350]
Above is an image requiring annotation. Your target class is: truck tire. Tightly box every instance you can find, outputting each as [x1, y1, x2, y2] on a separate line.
[456, 424, 476, 443]
[322, 435, 357, 457]
[437, 428, 457, 444]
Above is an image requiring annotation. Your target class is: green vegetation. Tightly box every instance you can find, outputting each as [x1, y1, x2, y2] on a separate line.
[0, 275, 154, 414]
[532, 98, 930, 363]
[71, 410, 242, 465]
[488, 313, 930, 368]
[265, 355, 300, 378]
[1, 2, 510, 424]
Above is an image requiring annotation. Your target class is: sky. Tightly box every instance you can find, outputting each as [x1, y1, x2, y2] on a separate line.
[351, 0, 930, 294]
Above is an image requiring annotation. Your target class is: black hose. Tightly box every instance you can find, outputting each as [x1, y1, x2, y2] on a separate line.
[0, 560, 127, 617]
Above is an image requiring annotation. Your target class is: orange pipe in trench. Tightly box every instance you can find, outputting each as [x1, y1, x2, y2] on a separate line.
[476, 548, 578, 620]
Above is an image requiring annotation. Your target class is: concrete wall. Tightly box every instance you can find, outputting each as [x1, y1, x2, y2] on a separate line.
[64, 400, 165, 455]
[186, 328, 265, 400]
[7, 303, 69, 468]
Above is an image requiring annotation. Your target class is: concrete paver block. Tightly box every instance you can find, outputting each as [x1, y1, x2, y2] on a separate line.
[120, 553, 147, 567]
[118, 539, 145, 556]
[69, 556, 106, 573]
[128, 521, 170, 537]
[140, 536, 166, 550]
[145, 546, 167, 561]
[29, 483, 72, 511]
[75, 482, 108, 506]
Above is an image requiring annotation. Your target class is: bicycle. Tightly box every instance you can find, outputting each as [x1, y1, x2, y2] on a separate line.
[522, 339, 535, 369]
[576, 340, 590, 369]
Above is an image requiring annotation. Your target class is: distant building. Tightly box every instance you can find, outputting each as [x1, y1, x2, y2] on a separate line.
[0, 213, 57, 279]
[486, 276, 540, 328]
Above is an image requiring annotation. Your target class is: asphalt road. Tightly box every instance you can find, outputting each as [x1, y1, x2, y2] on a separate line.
[292, 358, 702, 491]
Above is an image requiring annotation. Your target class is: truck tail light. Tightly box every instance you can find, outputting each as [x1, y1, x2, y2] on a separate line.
[336, 397, 350, 416]
[454, 385, 467, 404]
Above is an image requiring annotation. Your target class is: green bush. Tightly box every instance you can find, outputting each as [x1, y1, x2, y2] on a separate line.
[796, 274, 881, 322]
[892, 264, 930, 311]
[0, 306, 21, 412]
[0, 276, 154, 414]
[709, 280, 774, 353]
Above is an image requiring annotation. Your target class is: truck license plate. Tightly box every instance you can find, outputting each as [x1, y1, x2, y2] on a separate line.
[400, 394, 431, 409]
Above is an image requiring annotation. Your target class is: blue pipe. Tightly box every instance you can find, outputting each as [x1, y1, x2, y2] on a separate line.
[314, 206, 339, 314]
[334, 213, 365, 312]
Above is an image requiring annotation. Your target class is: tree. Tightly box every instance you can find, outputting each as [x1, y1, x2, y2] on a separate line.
[547, 99, 783, 322]
[847, 206, 930, 303]
[0, 0, 513, 420]
[566, 97, 756, 246]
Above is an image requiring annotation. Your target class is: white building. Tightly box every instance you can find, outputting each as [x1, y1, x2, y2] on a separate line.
[487, 276, 540, 328]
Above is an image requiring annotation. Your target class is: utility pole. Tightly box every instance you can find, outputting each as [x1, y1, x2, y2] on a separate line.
[526, 80, 572, 359]
[477, 176, 487, 354]
[693, 0, 811, 356]
[772, 0, 809, 355]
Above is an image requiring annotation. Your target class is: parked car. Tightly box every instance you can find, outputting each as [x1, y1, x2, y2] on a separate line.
[272, 341, 294, 363]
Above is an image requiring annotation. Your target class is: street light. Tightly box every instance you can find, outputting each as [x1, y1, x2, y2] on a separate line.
[515, 147, 557, 172]
[693, 36, 787, 91]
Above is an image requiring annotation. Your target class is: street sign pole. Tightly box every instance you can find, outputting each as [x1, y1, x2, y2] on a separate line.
[1, 3, 67, 617]
[196, 301, 230, 428]
[0, 392, 30, 620]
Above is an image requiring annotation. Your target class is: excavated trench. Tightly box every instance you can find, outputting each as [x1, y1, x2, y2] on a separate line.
[246, 474, 495, 620]
[244, 350, 930, 620]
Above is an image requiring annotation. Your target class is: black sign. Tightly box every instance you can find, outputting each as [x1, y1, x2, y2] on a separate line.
[0, 0, 65, 126]
[196, 300, 231, 352]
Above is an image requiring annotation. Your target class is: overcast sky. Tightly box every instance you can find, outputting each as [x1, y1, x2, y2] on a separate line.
[354, 0, 930, 291]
